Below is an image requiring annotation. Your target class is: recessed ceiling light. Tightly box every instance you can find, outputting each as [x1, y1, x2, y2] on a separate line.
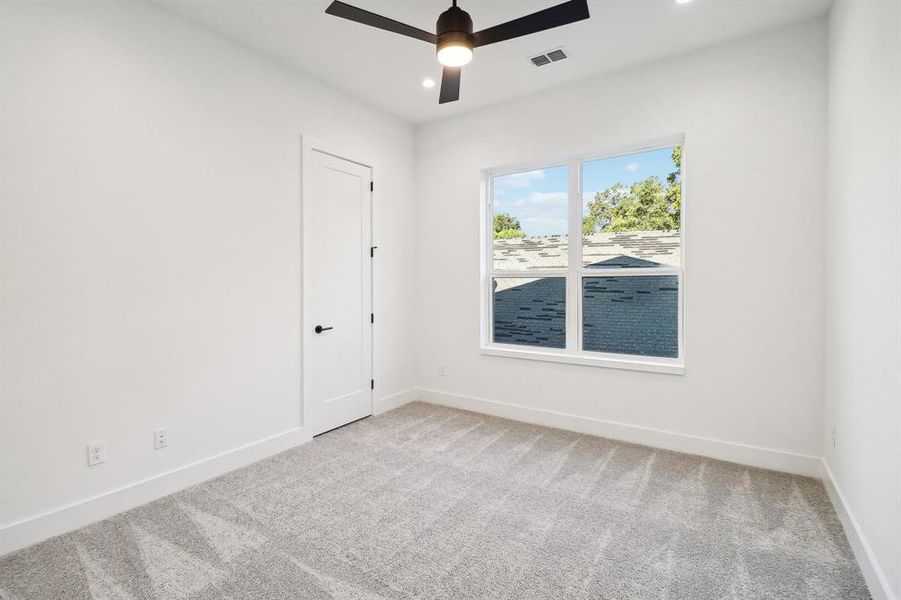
[675, 0, 692, 4]
[422, 78, 436, 89]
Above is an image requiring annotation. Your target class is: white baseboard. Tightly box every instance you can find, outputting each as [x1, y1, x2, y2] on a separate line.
[417, 389, 822, 477]
[0, 426, 311, 557]
[821, 460, 896, 600]
[374, 388, 418, 415]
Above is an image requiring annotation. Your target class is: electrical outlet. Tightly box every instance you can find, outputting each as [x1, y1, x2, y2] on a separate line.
[154, 428, 168, 450]
[438, 362, 447, 376]
[87, 441, 106, 466]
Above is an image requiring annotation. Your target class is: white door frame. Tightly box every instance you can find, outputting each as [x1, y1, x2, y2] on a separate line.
[299, 135, 375, 433]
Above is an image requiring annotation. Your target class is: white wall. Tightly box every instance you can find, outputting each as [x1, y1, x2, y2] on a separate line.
[0, 0, 415, 542]
[824, 1, 901, 598]
[414, 21, 828, 466]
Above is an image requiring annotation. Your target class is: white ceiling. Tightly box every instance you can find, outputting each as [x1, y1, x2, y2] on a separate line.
[151, 0, 831, 123]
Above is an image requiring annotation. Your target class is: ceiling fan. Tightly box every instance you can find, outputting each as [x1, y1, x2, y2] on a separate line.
[324, 0, 590, 104]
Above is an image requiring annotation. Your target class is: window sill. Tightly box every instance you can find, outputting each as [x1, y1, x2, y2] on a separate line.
[480, 345, 685, 375]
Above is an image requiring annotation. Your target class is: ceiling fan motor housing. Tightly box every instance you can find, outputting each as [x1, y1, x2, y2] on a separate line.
[436, 5, 474, 55]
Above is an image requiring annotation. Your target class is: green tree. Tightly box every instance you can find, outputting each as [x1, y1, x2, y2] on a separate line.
[494, 212, 520, 232]
[495, 228, 527, 239]
[582, 146, 682, 235]
[665, 146, 682, 228]
[582, 183, 629, 235]
[494, 212, 525, 239]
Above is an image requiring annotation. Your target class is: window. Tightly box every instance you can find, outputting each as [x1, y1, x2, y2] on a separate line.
[482, 138, 684, 373]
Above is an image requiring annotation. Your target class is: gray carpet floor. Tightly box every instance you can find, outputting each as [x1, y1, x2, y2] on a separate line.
[0, 402, 870, 599]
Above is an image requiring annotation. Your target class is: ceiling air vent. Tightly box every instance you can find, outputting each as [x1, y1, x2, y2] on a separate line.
[530, 47, 568, 67]
[546, 49, 567, 62]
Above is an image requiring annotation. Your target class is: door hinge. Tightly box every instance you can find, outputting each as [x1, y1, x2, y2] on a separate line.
[370, 379, 374, 390]
[370, 313, 374, 324]
[370, 181, 374, 192]
[370, 246, 377, 257]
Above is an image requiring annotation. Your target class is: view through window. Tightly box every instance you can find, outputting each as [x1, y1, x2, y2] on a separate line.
[487, 142, 683, 364]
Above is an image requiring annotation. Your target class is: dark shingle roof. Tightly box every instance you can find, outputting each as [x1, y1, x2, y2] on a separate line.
[492, 231, 680, 358]
[493, 278, 565, 348]
[581, 275, 678, 357]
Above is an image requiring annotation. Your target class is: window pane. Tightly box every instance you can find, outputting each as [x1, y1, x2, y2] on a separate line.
[582, 275, 678, 358]
[493, 277, 565, 349]
[493, 165, 568, 271]
[581, 147, 681, 269]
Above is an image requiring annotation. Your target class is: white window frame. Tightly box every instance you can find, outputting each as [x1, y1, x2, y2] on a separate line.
[480, 134, 686, 375]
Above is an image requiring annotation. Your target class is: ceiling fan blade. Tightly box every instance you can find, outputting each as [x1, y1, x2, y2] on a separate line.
[325, 1, 438, 44]
[439, 67, 461, 104]
[471, 0, 589, 48]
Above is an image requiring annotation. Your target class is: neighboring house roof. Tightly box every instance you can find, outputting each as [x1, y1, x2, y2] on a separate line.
[493, 230, 680, 271]
[493, 277, 566, 348]
[492, 230, 680, 357]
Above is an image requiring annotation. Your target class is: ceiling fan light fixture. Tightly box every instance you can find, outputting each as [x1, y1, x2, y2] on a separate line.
[437, 41, 473, 67]
[435, 3, 474, 68]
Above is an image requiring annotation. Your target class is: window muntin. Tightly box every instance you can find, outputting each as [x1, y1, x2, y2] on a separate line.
[484, 140, 684, 371]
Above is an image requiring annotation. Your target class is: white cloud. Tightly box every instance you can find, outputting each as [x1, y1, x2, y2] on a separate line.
[624, 162, 640, 172]
[520, 217, 567, 237]
[495, 191, 567, 236]
[494, 169, 546, 189]
[502, 191, 566, 209]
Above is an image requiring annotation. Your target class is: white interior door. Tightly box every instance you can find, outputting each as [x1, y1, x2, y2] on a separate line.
[308, 150, 372, 435]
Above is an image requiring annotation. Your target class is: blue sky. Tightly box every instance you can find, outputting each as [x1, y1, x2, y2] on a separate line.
[494, 147, 677, 237]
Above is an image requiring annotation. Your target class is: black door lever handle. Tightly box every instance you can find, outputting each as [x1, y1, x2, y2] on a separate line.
[314, 325, 334, 334]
